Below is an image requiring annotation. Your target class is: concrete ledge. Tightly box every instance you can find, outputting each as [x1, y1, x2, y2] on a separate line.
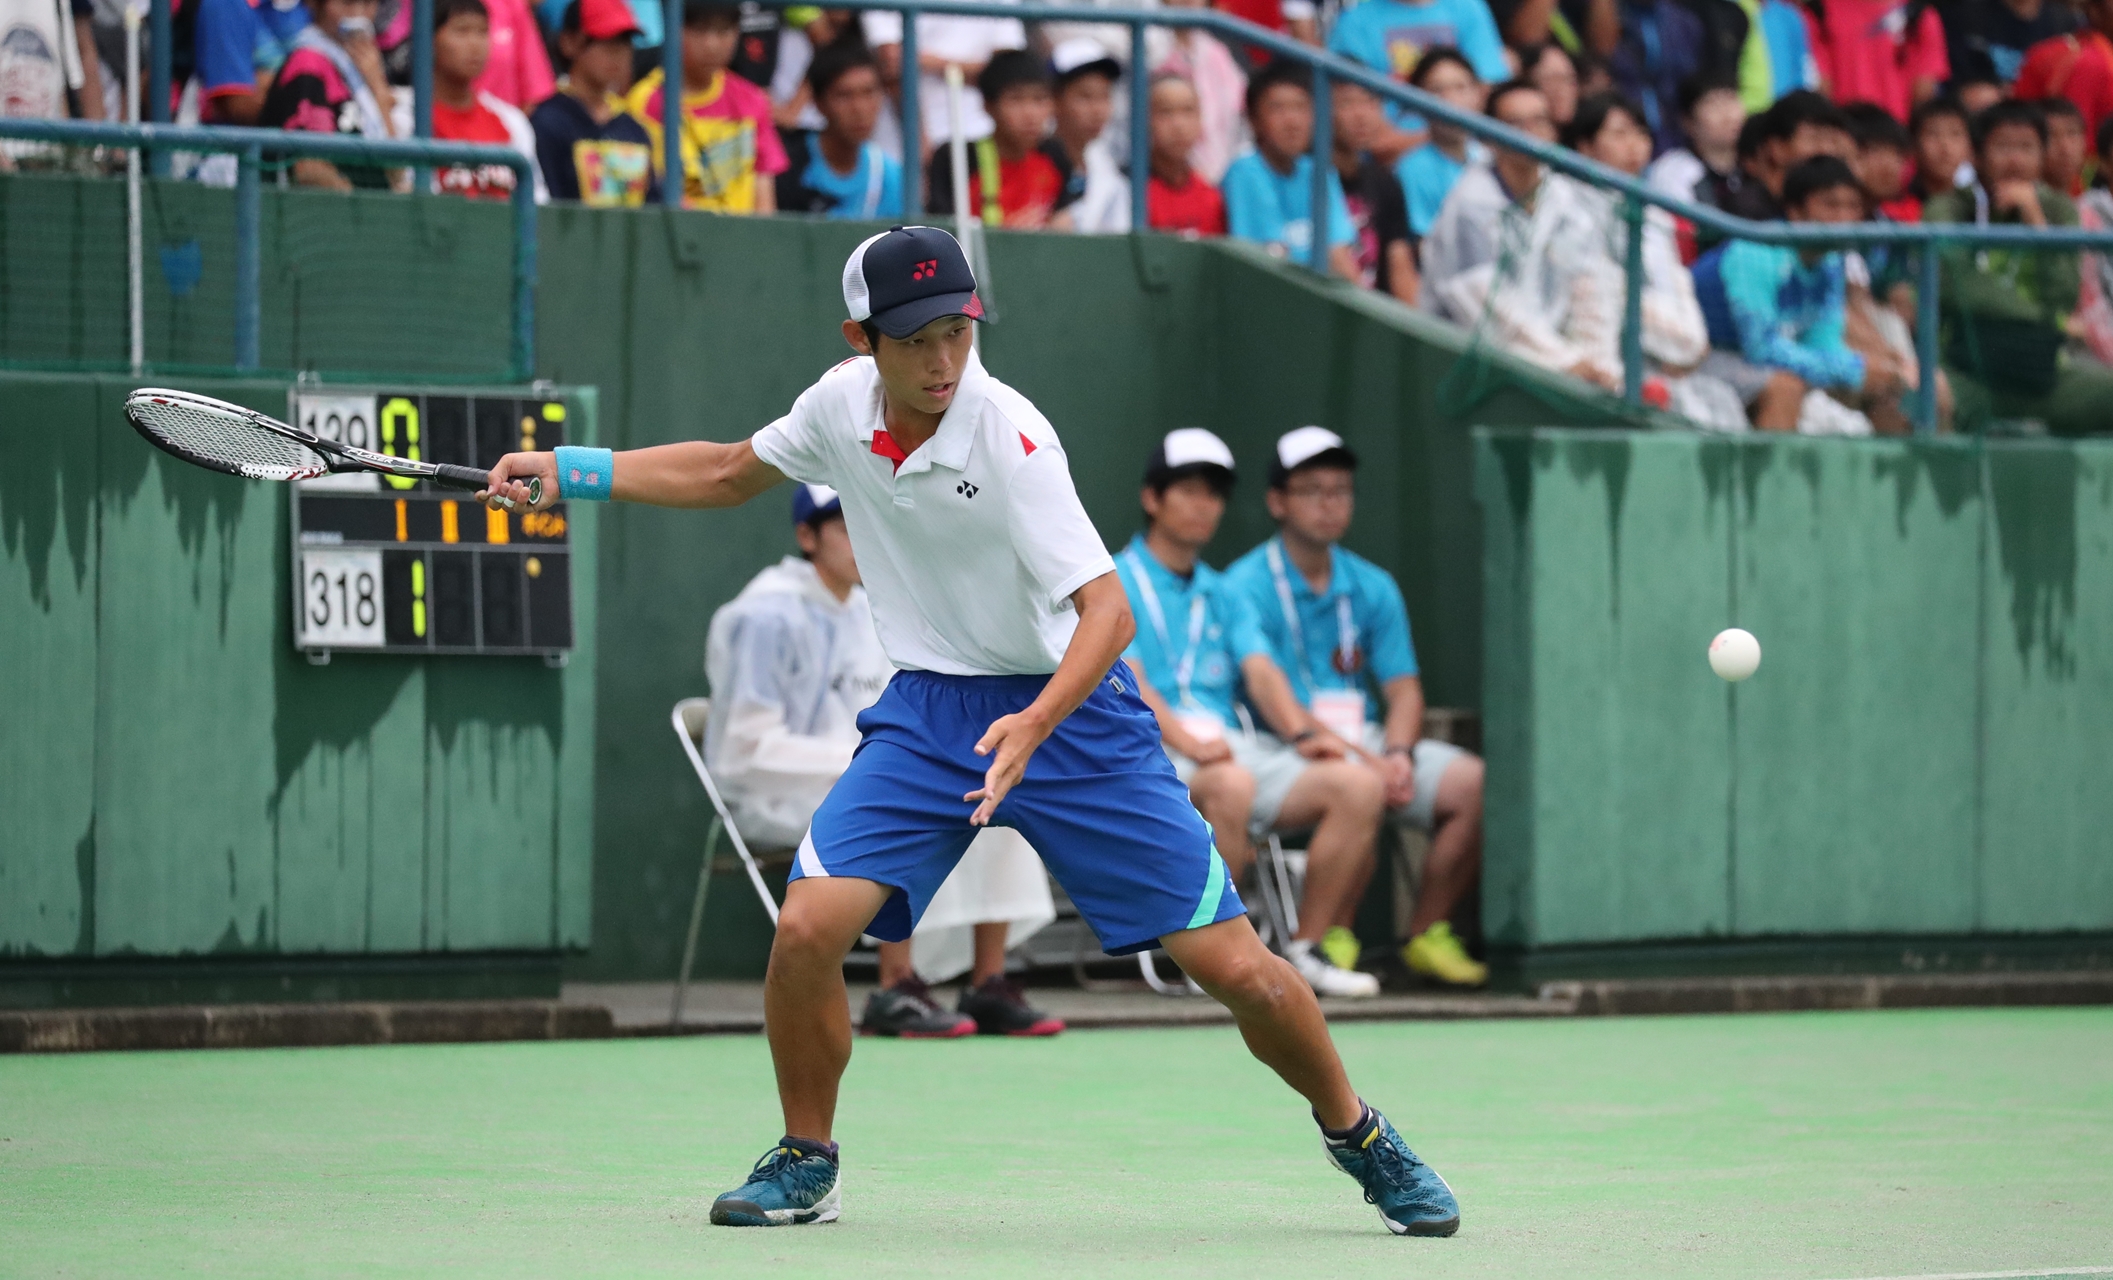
[1543, 970, 2113, 1017]
[0, 1000, 614, 1054]
[6, 972, 2106, 1052]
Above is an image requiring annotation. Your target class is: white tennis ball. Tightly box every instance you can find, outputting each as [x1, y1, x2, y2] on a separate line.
[1709, 628, 1761, 682]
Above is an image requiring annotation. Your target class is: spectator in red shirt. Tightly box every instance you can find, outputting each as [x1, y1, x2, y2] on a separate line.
[1805, 0, 1948, 120]
[428, 0, 546, 201]
[1146, 72, 1228, 237]
[2015, 0, 2113, 143]
[927, 50, 1064, 228]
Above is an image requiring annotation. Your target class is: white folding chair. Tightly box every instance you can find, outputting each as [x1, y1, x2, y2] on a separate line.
[669, 698, 790, 1027]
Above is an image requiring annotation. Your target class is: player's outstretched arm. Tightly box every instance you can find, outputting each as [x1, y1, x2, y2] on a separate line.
[480, 439, 785, 511]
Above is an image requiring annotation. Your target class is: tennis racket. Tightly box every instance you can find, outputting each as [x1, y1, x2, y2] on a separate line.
[124, 387, 541, 510]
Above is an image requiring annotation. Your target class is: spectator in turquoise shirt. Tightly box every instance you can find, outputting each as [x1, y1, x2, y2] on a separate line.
[1223, 427, 1491, 988]
[1115, 429, 1387, 999]
[1222, 60, 1360, 280]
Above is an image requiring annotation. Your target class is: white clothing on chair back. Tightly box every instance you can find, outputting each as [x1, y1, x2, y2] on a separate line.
[706, 556, 894, 849]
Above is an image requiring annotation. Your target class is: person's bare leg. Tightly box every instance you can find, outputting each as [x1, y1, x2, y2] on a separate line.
[1159, 916, 1361, 1128]
[970, 921, 1009, 984]
[1272, 761, 1384, 943]
[1187, 761, 1258, 882]
[766, 876, 892, 1142]
[875, 939, 914, 988]
[1753, 370, 1808, 431]
[1405, 756, 1484, 938]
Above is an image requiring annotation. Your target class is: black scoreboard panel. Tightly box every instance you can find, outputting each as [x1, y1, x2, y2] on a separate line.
[289, 389, 575, 658]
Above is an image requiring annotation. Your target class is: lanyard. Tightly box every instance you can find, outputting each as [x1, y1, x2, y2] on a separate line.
[1265, 539, 1357, 692]
[1124, 549, 1208, 707]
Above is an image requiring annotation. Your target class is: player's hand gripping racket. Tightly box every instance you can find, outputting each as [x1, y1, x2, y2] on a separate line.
[124, 387, 540, 510]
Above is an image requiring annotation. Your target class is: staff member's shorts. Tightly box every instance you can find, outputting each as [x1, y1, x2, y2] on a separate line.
[793, 667, 1247, 957]
[1173, 727, 1467, 835]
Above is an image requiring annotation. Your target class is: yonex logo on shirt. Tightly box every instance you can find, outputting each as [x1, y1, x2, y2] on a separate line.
[911, 259, 940, 280]
[957, 481, 979, 498]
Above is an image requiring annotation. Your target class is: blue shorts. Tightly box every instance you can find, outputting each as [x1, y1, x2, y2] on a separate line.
[792, 667, 1246, 956]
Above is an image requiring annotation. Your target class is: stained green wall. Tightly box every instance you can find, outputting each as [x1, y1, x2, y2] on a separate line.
[533, 209, 1636, 980]
[0, 373, 596, 980]
[1479, 429, 2113, 951]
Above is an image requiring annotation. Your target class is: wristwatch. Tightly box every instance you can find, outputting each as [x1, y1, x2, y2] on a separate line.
[1384, 744, 1414, 759]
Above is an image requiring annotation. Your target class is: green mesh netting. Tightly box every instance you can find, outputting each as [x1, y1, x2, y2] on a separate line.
[0, 170, 518, 381]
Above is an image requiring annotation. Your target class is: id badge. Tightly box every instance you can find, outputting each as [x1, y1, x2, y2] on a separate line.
[1311, 689, 1367, 743]
[1176, 711, 1226, 744]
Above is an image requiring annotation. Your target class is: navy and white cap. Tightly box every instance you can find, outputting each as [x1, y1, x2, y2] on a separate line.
[1268, 425, 1358, 487]
[1144, 427, 1237, 488]
[791, 482, 842, 525]
[843, 225, 987, 340]
[1050, 36, 1123, 85]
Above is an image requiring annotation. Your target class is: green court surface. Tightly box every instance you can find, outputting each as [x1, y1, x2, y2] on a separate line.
[3, 1008, 2109, 1279]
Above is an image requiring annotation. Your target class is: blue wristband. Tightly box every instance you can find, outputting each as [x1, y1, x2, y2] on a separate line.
[554, 446, 614, 502]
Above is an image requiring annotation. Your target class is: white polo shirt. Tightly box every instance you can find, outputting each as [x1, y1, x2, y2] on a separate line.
[750, 349, 1116, 677]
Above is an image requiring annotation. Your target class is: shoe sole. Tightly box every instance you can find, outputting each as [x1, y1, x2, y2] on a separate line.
[997, 1017, 1065, 1036]
[1379, 1211, 1460, 1237]
[710, 1180, 843, 1227]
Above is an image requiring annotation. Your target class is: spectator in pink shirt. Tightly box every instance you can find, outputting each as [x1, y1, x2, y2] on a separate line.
[473, 0, 556, 108]
[1806, 0, 1949, 120]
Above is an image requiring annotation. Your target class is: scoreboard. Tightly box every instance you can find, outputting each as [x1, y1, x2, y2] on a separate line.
[289, 387, 576, 661]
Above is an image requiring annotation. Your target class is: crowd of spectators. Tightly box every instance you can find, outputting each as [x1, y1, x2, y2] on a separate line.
[10, 0, 2113, 429]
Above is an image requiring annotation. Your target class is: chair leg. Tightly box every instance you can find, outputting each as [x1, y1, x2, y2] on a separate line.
[671, 817, 722, 1028]
[1138, 949, 1203, 996]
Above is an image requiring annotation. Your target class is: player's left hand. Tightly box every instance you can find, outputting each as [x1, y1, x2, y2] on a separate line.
[966, 710, 1051, 825]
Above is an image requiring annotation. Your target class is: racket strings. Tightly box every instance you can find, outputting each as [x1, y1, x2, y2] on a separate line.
[133, 396, 327, 482]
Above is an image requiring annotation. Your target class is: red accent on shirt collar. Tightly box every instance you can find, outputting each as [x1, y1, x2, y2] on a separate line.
[870, 428, 909, 472]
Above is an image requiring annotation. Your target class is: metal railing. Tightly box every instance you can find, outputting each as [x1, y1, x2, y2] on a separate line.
[0, 119, 538, 380]
[742, 0, 2113, 434]
[101, 0, 2113, 427]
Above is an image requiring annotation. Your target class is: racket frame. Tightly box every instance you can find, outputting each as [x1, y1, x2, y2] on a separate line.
[126, 388, 542, 508]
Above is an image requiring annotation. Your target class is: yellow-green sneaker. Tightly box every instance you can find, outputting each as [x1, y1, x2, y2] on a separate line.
[1319, 925, 1362, 973]
[1402, 922, 1488, 987]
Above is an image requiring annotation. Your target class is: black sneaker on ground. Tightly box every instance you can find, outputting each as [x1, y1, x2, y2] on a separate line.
[956, 975, 1066, 1036]
[859, 978, 975, 1038]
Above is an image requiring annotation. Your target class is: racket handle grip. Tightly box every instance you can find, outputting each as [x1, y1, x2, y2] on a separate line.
[432, 464, 542, 509]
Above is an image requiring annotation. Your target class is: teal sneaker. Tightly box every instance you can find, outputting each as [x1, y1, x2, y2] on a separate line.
[1323, 1108, 1460, 1236]
[709, 1140, 842, 1226]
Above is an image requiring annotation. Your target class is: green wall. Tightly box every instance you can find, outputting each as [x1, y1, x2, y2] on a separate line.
[1479, 429, 2113, 954]
[533, 209, 1637, 980]
[0, 374, 596, 996]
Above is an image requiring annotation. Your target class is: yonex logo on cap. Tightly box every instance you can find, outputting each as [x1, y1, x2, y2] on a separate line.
[843, 227, 987, 339]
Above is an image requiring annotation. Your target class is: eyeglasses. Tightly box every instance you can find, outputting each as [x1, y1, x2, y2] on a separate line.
[1285, 484, 1354, 504]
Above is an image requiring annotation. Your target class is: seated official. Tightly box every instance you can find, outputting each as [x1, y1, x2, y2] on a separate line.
[1225, 428, 1490, 988]
[705, 484, 1063, 1037]
[1115, 429, 1384, 999]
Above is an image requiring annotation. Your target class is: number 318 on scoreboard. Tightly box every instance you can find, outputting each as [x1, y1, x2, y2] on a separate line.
[297, 547, 386, 648]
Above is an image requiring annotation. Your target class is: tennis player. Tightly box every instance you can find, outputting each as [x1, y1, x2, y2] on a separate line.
[480, 225, 1460, 1238]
